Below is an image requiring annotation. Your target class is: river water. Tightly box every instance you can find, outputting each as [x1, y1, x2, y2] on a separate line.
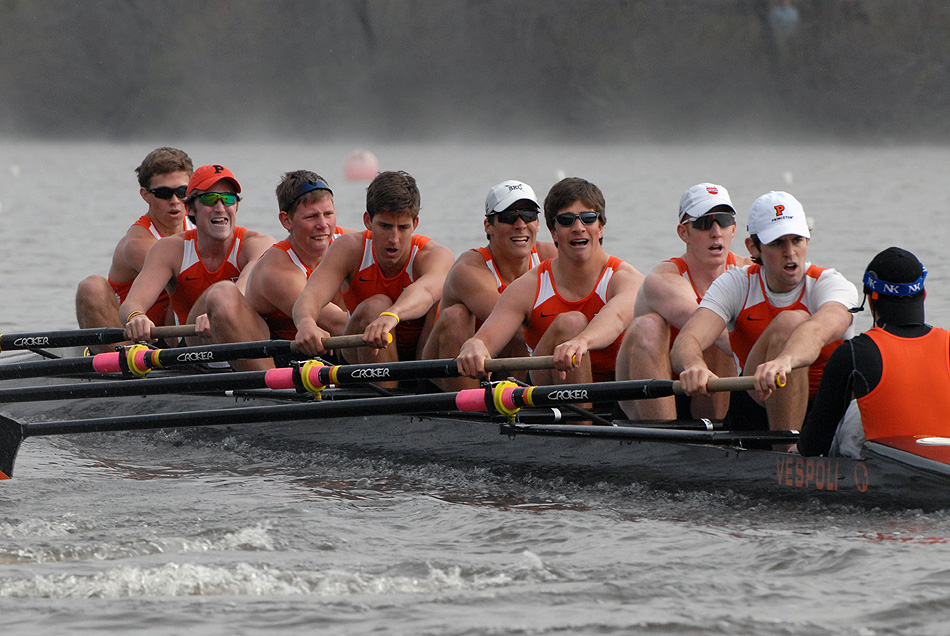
[0, 139, 949, 635]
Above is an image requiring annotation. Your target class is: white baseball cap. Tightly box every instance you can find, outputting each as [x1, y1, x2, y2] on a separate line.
[747, 191, 811, 244]
[678, 183, 736, 222]
[485, 180, 540, 216]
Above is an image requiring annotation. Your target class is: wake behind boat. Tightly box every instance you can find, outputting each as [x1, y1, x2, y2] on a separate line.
[2, 339, 950, 511]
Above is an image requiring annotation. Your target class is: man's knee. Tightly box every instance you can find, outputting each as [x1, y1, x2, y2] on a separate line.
[438, 304, 474, 339]
[760, 310, 809, 349]
[76, 275, 114, 305]
[349, 295, 391, 327]
[623, 313, 669, 355]
[547, 311, 589, 340]
[204, 282, 245, 320]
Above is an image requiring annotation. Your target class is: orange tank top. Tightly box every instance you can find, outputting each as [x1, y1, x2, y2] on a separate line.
[523, 256, 625, 382]
[856, 327, 950, 440]
[341, 230, 432, 359]
[666, 252, 738, 346]
[170, 227, 247, 324]
[471, 246, 541, 293]
[108, 215, 180, 325]
[730, 263, 840, 394]
[261, 231, 343, 339]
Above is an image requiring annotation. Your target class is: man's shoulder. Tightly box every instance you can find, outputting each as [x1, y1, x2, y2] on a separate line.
[122, 221, 160, 243]
[454, 248, 490, 267]
[447, 249, 498, 282]
[414, 236, 455, 266]
[251, 246, 307, 284]
[646, 258, 684, 278]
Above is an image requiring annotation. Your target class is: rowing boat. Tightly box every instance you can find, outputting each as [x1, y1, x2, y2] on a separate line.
[1, 346, 949, 510]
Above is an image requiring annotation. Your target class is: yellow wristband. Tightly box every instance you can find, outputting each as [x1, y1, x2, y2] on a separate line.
[379, 311, 400, 324]
[125, 310, 145, 324]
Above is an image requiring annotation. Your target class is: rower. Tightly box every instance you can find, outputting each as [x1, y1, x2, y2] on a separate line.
[119, 164, 275, 346]
[457, 177, 644, 388]
[75, 147, 194, 353]
[672, 191, 859, 440]
[616, 183, 752, 420]
[798, 247, 949, 457]
[291, 170, 455, 386]
[421, 180, 556, 391]
[204, 171, 356, 371]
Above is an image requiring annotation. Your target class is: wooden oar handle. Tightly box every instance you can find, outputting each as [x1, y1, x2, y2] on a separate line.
[146, 329, 372, 350]
[320, 335, 372, 350]
[151, 325, 197, 338]
[484, 355, 555, 372]
[672, 376, 755, 394]
[287, 334, 385, 352]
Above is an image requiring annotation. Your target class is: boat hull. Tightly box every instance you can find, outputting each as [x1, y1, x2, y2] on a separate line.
[0, 356, 948, 510]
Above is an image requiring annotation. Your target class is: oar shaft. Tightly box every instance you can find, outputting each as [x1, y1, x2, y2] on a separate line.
[0, 356, 558, 402]
[17, 375, 748, 439]
[504, 422, 798, 445]
[115, 336, 366, 372]
[20, 391, 469, 438]
[0, 335, 370, 381]
[0, 325, 196, 351]
[0, 372, 271, 403]
[265, 355, 556, 389]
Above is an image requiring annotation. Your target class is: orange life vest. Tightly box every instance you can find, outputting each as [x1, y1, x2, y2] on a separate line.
[856, 326, 950, 440]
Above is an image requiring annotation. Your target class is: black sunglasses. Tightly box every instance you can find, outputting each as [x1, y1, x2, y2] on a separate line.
[146, 185, 188, 200]
[491, 208, 539, 224]
[686, 212, 736, 231]
[554, 211, 601, 227]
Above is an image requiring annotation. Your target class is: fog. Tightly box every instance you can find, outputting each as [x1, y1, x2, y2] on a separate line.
[1, 0, 947, 143]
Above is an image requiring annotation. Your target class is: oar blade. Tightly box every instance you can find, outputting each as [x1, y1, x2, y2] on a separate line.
[0, 415, 25, 479]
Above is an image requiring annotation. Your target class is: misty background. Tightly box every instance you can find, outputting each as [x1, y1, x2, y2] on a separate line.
[2, 0, 948, 143]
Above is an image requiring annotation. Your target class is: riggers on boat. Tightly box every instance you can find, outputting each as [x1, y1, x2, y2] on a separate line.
[1, 343, 950, 510]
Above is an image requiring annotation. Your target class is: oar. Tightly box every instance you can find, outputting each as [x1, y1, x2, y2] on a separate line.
[0, 325, 197, 351]
[0, 375, 752, 479]
[502, 422, 798, 445]
[0, 335, 367, 381]
[0, 356, 557, 404]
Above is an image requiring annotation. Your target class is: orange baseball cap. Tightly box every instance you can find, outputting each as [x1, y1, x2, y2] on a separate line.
[186, 164, 242, 198]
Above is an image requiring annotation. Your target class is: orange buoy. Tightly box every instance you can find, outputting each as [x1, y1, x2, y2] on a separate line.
[343, 150, 379, 181]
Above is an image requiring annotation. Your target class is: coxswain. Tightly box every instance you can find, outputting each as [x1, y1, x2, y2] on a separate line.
[798, 247, 948, 457]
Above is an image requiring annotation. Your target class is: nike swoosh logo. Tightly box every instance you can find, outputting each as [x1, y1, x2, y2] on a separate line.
[359, 277, 372, 282]
[745, 316, 766, 321]
[540, 312, 557, 318]
[185, 276, 199, 281]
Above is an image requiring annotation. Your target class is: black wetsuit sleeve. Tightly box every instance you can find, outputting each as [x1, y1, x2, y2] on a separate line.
[798, 335, 880, 456]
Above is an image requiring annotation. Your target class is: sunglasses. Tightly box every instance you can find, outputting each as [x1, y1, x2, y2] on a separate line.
[290, 178, 333, 204]
[194, 192, 240, 207]
[491, 208, 539, 224]
[686, 212, 736, 231]
[554, 211, 602, 227]
[146, 185, 188, 200]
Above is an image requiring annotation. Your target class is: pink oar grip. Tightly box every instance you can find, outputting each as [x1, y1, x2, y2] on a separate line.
[92, 352, 122, 374]
[265, 368, 295, 390]
[455, 389, 488, 412]
[499, 386, 518, 411]
[132, 349, 149, 373]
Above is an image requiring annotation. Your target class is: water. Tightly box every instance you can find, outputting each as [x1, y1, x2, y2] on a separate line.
[1, 139, 950, 635]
